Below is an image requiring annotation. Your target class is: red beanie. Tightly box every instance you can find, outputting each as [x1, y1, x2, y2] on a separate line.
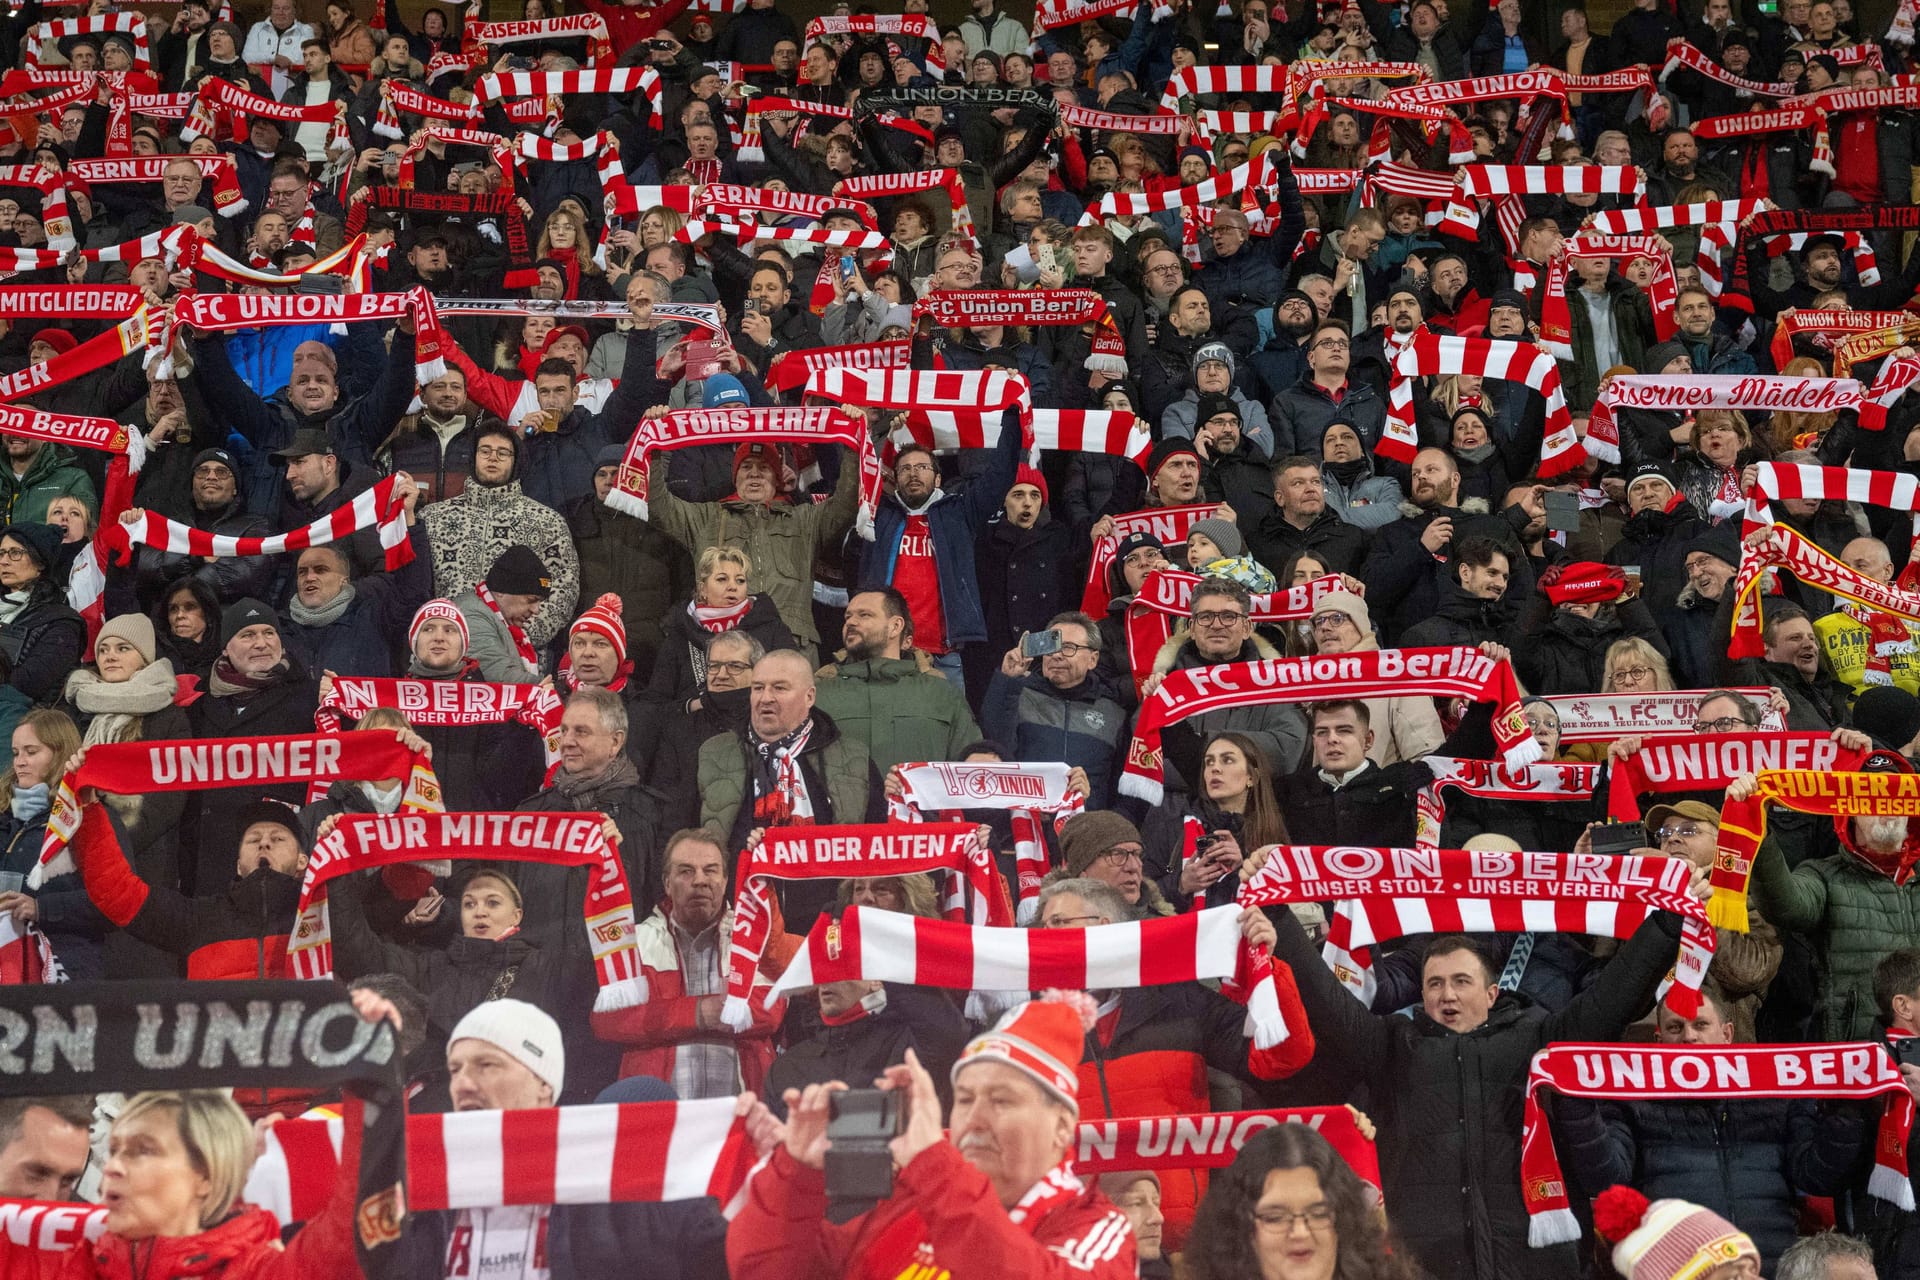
[1013, 464, 1049, 506]
[570, 592, 627, 663]
[29, 328, 76, 357]
[952, 990, 1097, 1111]
[1541, 561, 1628, 607]
[408, 598, 469, 650]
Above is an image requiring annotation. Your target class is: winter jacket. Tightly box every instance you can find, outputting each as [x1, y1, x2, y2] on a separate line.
[1269, 376, 1389, 460]
[1558, 1095, 1816, 1267]
[1513, 594, 1670, 697]
[590, 906, 784, 1092]
[646, 451, 860, 650]
[0, 802, 107, 980]
[1160, 388, 1275, 458]
[452, 586, 545, 684]
[1318, 455, 1403, 531]
[515, 761, 667, 927]
[0, 579, 85, 706]
[698, 707, 881, 855]
[377, 410, 490, 505]
[1360, 499, 1537, 643]
[646, 595, 796, 709]
[765, 983, 969, 1117]
[1715, 589, 1854, 731]
[128, 498, 278, 613]
[1273, 758, 1428, 849]
[1076, 978, 1314, 1253]
[1245, 506, 1368, 579]
[813, 656, 980, 774]
[1557, 277, 1655, 412]
[0, 443, 95, 526]
[726, 1142, 1135, 1280]
[1151, 633, 1309, 780]
[1605, 500, 1705, 636]
[1663, 582, 1729, 690]
[281, 525, 435, 678]
[858, 408, 1024, 650]
[1752, 832, 1920, 1041]
[565, 493, 691, 678]
[1269, 904, 1684, 1280]
[23, 1197, 359, 1280]
[976, 513, 1077, 656]
[183, 660, 320, 896]
[423, 479, 580, 650]
[982, 670, 1133, 809]
[1400, 579, 1516, 650]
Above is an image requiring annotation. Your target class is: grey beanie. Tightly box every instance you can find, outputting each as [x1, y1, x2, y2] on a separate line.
[1187, 517, 1244, 559]
[1191, 341, 1235, 376]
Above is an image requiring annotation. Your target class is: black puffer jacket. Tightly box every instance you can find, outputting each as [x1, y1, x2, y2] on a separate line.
[645, 595, 797, 708]
[129, 498, 278, 612]
[183, 660, 320, 896]
[1604, 500, 1704, 635]
[1268, 905, 1684, 1280]
[0, 579, 84, 705]
[1558, 1095, 1816, 1267]
[765, 984, 970, 1119]
[1512, 594, 1669, 696]
[1359, 500, 1536, 643]
[1399, 578, 1516, 649]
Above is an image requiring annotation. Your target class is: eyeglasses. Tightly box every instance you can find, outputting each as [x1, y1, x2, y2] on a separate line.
[708, 660, 752, 676]
[1693, 715, 1747, 734]
[1308, 612, 1353, 630]
[1099, 847, 1143, 865]
[1612, 666, 1655, 684]
[1253, 1204, 1335, 1234]
[1043, 912, 1106, 927]
[1311, 338, 1349, 351]
[1522, 715, 1557, 735]
[0, 547, 31, 562]
[475, 445, 515, 460]
[1193, 610, 1247, 627]
[1656, 824, 1710, 841]
[896, 463, 936, 475]
[1054, 641, 1093, 657]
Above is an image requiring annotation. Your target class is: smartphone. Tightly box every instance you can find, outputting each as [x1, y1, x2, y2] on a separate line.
[1588, 822, 1648, 859]
[839, 254, 856, 284]
[682, 338, 725, 381]
[647, 38, 677, 49]
[1035, 243, 1056, 275]
[1544, 490, 1580, 535]
[1021, 629, 1063, 659]
[1891, 1037, 1920, 1069]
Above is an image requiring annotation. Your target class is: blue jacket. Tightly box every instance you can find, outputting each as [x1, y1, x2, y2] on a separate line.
[982, 669, 1131, 808]
[858, 406, 1022, 648]
[224, 322, 338, 398]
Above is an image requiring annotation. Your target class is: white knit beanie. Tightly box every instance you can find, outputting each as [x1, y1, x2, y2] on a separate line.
[449, 998, 565, 1097]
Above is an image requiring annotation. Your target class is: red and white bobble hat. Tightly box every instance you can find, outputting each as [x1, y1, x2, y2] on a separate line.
[1594, 1186, 1760, 1280]
[952, 989, 1098, 1112]
[569, 592, 627, 664]
[408, 598, 469, 651]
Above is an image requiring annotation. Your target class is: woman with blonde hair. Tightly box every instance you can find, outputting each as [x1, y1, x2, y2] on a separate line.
[1603, 636, 1674, 695]
[0, 708, 100, 972]
[638, 205, 686, 251]
[647, 545, 797, 707]
[837, 872, 939, 917]
[536, 205, 611, 300]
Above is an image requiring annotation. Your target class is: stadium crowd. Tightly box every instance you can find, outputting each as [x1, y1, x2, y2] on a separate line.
[0, 0, 1917, 1275]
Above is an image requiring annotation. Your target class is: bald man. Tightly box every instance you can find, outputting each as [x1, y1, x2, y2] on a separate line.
[1812, 537, 1919, 697]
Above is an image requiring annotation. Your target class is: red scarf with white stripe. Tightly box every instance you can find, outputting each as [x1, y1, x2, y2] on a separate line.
[1381, 333, 1580, 476]
[1537, 235, 1677, 365]
[1413, 758, 1600, 849]
[836, 169, 971, 236]
[1121, 569, 1343, 690]
[1607, 734, 1855, 822]
[291, 812, 644, 1010]
[721, 823, 1009, 1031]
[765, 340, 911, 391]
[1523, 1044, 1913, 1247]
[316, 676, 563, 777]
[689, 599, 751, 634]
[887, 408, 1144, 470]
[115, 473, 413, 569]
[887, 762, 1086, 922]
[472, 582, 540, 674]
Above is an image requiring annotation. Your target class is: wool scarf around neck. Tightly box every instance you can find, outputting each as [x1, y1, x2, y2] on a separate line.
[691, 598, 751, 633]
[289, 583, 357, 628]
[473, 581, 539, 674]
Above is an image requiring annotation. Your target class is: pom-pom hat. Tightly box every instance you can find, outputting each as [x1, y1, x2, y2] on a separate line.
[953, 990, 1097, 1112]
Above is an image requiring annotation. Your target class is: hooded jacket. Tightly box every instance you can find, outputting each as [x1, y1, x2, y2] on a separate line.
[1512, 593, 1670, 697]
[1400, 578, 1516, 650]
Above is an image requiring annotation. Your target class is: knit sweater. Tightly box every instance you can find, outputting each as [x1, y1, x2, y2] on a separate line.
[422, 479, 580, 648]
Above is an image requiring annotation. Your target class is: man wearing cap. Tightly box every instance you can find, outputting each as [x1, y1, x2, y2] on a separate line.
[646, 403, 861, 660]
[1605, 460, 1705, 640]
[424, 421, 580, 652]
[730, 993, 1137, 1279]
[1269, 319, 1388, 463]
[1349, 283, 1426, 401]
[816, 586, 980, 771]
[284, 477, 433, 678]
[1140, 437, 1211, 511]
[391, 598, 539, 812]
[454, 545, 554, 684]
[385, 997, 731, 1277]
[1307, 589, 1445, 764]
[1160, 340, 1273, 459]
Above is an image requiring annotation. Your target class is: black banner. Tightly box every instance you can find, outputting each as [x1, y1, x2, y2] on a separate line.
[1743, 205, 1920, 242]
[0, 980, 407, 1278]
[856, 85, 1054, 114]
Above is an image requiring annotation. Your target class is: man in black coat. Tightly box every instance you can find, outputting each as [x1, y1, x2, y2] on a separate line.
[764, 980, 969, 1119]
[1604, 461, 1703, 639]
[1359, 447, 1538, 643]
[1247, 454, 1369, 575]
[1663, 523, 1739, 689]
[1265, 908, 1686, 1280]
[1401, 537, 1515, 649]
[128, 447, 278, 611]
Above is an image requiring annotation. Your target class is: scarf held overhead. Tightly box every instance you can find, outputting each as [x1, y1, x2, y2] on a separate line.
[1542, 688, 1783, 742]
[1381, 334, 1581, 476]
[113, 474, 415, 575]
[316, 677, 563, 777]
[1414, 758, 1600, 850]
[1608, 734, 1857, 821]
[1121, 648, 1538, 804]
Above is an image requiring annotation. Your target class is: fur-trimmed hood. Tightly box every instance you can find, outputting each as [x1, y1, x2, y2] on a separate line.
[1397, 497, 1490, 520]
[1151, 629, 1282, 678]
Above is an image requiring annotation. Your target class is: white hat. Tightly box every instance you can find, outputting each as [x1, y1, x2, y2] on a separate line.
[449, 998, 565, 1097]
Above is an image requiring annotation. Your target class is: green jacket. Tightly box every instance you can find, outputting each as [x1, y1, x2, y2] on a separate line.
[1752, 834, 1920, 1041]
[644, 453, 859, 649]
[698, 708, 878, 849]
[0, 444, 95, 526]
[813, 656, 981, 775]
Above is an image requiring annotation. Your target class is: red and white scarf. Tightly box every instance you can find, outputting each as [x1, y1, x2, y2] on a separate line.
[1238, 845, 1715, 1018]
[1692, 104, 1835, 177]
[721, 822, 1010, 1031]
[1537, 235, 1677, 366]
[1413, 758, 1599, 850]
[464, 14, 612, 65]
[1380, 333, 1580, 476]
[372, 79, 480, 139]
[0, 164, 70, 251]
[606, 405, 883, 541]
[1082, 153, 1276, 225]
[316, 676, 563, 779]
[1586, 373, 1864, 467]
[697, 183, 878, 229]
[25, 13, 148, 71]
[33, 731, 437, 887]
[173, 287, 448, 385]
[67, 154, 247, 218]
[1745, 462, 1920, 545]
[689, 599, 752, 634]
[292, 812, 644, 1010]
[247, 1099, 752, 1228]
[1074, 1107, 1382, 1202]
[1081, 502, 1215, 617]
[472, 581, 540, 675]
[1863, 354, 1920, 430]
[1523, 1043, 1914, 1246]
[183, 77, 346, 152]
[1158, 63, 1291, 112]
[114, 473, 415, 573]
[888, 408, 1145, 472]
[1436, 164, 1641, 241]
[476, 66, 661, 125]
[1121, 569, 1342, 690]
[1732, 524, 1920, 676]
[836, 168, 971, 237]
[1121, 648, 1538, 804]
[1540, 687, 1782, 743]
[765, 340, 911, 392]
[1607, 733, 1854, 822]
[1062, 102, 1184, 134]
[888, 762, 1086, 923]
[1660, 37, 1795, 98]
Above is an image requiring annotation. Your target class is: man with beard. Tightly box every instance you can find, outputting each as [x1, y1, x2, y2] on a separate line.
[282, 482, 433, 679]
[1647, 128, 1732, 207]
[1318, 421, 1405, 531]
[1359, 447, 1539, 642]
[1351, 283, 1426, 399]
[1190, 396, 1277, 530]
[1813, 538, 1920, 699]
[1249, 454, 1369, 573]
[815, 587, 980, 773]
[1749, 233, 1854, 318]
[1672, 285, 1756, 376]
[1400, 536, 1516, 649]
[1152, 294, 1261, 430]
[423, 422, 580, 652]
[128, 448, 277, 610]
[972, 467, 1075, 703]
[1736, 756, 1920, 1042]
[1604, 462, 1703, 638]
[1422, 252, 1489, 335]
[1269, 320, 1388, 459]
[1664, 525, 1741, 687]
[379, 365, 487, 505]
[592, 830, 786, 1099]
[1248, 288, 1317, 404]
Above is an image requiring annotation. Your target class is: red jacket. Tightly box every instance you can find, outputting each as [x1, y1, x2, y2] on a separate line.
[727, 1142, 1136, 1280]
[589, 908, 785, 1091]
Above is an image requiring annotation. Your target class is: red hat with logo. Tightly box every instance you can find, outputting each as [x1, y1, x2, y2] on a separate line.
[952, 990, 1097, 1112]
[569, 592, 627, 664]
